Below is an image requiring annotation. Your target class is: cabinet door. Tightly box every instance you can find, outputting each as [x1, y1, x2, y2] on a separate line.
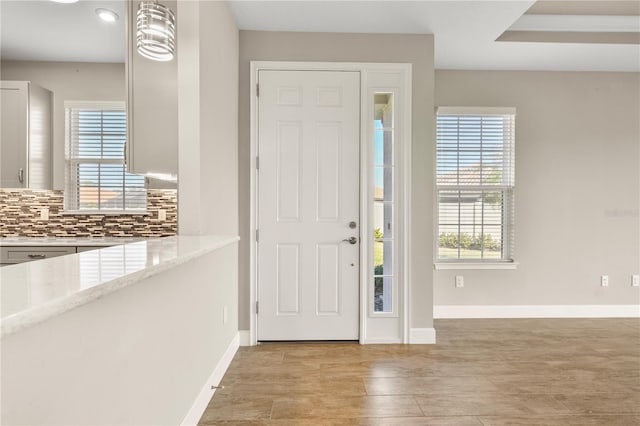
[27, 84, 53, 189]
[1, 81, 29, 188]
[126, 0, 178, 178]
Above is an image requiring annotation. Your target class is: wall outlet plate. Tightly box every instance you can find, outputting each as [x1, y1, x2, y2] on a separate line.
[632, 275, 640, 287]
[455, 275, 464, 288]
[601, 275, 609, 287]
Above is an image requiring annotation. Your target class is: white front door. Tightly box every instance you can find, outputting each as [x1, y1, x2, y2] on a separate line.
[257, 70, 360, 341]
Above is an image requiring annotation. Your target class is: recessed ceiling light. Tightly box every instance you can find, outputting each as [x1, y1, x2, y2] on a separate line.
[50, 0, 79, 3]
[96, 8, 119, 23]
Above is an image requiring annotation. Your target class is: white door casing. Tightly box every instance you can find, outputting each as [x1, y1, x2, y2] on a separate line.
[250, 62, 413, 345]
[257, 70, 361, 341]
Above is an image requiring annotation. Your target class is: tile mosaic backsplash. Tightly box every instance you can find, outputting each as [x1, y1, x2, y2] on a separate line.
[0, 189, 177, 237]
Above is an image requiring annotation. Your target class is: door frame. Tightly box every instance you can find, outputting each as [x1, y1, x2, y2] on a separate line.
[249, 61, 412, 345]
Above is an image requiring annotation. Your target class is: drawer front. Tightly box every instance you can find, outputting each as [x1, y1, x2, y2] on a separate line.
[76, 246, 106, 253]
[0, 247, 77, 264]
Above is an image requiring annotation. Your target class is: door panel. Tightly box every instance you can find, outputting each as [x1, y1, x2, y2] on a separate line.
[258, 70, 360, 341]
[316, 244, 340, 315]
[276, 244, 300, 315]
[276, 122, 302, 222]
[315, 123, 341, 221]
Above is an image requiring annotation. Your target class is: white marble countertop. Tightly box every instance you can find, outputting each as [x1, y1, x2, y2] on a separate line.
[0, 235, 239, 337]
[0, 237, 146, 247]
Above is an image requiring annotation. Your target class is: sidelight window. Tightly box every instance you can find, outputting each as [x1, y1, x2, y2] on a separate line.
[373, 93, 395, 313]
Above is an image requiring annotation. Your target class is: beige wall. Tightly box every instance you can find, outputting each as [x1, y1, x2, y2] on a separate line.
[435, 71, 640, 306]
[178, 1, 239, 236]
[1, 61, 125, 190]
[239, 31, 435, 331]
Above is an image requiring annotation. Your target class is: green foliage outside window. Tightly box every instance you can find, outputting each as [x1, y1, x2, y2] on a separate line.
[439, 232, 501, 252]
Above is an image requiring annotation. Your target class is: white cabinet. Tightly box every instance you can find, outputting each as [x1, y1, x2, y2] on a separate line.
[125, 0, 178, 179]
[0, 81, 53, 189]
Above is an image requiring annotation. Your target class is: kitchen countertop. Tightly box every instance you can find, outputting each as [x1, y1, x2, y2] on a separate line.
[0, 237, 147, 247]
[0, 235, 239, 337]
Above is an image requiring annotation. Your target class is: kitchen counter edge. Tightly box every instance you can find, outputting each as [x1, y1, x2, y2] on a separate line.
[0, 235, 239, 337]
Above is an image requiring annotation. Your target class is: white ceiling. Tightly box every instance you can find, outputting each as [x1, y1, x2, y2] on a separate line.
[228, 1, 640, 72]
[1, 0, 638, 72]
[1, 0, 126, 63]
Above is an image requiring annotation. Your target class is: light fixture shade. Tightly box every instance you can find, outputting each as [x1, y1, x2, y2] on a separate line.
[136, 1, 176, 62]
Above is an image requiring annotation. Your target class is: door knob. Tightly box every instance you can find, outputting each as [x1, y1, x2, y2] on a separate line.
[342, 236, 358, 245]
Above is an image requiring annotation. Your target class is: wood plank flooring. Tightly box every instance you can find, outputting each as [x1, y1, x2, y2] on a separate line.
[199, 319, 640, 425]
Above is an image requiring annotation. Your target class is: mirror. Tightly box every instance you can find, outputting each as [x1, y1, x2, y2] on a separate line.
[0, 0, 126, 190]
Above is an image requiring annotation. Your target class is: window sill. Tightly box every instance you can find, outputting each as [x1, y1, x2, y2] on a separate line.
[434, 261, 519, 270]
[61, 210, 149, 216]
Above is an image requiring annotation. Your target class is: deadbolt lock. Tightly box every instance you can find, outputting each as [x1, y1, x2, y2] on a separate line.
[348, 221, 357, 229]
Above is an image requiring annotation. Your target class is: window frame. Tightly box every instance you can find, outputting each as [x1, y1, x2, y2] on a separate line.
[64, 101, 147, 214]
[434, 106, 516, 267]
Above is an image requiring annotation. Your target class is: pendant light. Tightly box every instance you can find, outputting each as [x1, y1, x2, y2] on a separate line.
[136, 1, 176, 62]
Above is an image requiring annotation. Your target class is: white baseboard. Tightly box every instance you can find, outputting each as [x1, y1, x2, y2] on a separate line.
[361, 338, 403, 344]
[434, 305, 640, 319]
[238, 329, 251, 346]
[181, 332, 240, 426]
[409, 328, 437, 344]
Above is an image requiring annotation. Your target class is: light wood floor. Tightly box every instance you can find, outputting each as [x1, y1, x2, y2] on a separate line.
[199, 319, 640, 425]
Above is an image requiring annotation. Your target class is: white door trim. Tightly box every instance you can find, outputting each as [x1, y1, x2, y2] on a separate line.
[249, 61, 412, 345]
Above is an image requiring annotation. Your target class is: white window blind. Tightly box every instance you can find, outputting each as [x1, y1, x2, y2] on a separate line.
[65, 102, 146, 212]
[436, 107, 515, 261]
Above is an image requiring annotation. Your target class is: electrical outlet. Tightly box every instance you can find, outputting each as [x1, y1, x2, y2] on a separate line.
[158, 209, 167, 221]
[40, 207, 49, 221]
[455, 275, 464, 288]
[601, 275, 609, 287]
[632, 275, 640, 287]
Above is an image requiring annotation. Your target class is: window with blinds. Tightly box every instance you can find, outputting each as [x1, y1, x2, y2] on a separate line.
[65, 102, 146, 212]
[436, 107, 515, 261]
